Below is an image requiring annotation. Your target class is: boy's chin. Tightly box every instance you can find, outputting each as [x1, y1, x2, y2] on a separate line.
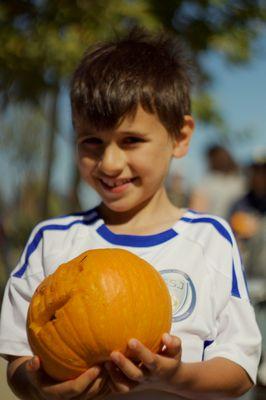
[100, 201, 134, 214]
[100, 196, 151, 216]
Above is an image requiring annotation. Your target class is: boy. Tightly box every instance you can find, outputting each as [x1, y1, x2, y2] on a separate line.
[0, 29, 261, 399]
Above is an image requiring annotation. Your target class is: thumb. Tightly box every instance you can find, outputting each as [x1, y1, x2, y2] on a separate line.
[161, 333, 182, 358]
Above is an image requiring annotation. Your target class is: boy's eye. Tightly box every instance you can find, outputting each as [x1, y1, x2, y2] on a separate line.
[77, 137, 103, 156]
[123, 136, 145, 144]
[79, 137, 103, 146]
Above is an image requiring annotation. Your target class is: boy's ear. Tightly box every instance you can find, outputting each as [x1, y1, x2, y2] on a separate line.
[172, 115, 195, 158]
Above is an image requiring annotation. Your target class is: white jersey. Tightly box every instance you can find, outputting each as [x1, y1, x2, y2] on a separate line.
[0, 208, 261, 399]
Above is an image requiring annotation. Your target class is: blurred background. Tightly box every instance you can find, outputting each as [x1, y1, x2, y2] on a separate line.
[0, 1, 265, 399]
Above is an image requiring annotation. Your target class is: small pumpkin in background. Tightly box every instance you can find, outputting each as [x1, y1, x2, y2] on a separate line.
[27, 248, 172, 381]
[230, 211, 260, 239]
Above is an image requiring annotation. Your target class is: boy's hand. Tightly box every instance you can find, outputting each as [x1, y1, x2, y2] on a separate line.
[25, 356, 107, 399]
[105, 333, 182, 394]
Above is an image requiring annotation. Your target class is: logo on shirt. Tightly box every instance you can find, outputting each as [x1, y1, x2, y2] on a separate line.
[160, 269, 196, 322]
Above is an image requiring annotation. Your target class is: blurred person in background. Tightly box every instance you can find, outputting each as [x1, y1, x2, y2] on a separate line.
[230, 157, 266, 280]
[189, 145, 246, 220]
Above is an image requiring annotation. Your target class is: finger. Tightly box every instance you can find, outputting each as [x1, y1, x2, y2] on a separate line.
[161, 334, 182, 358]
[110, 351, 144, 382]
[105, 361, 133, 394]
[77, 375, 107, 400]
[26, 356, 41, 373]
[128, 339, 158, 371]
[93, 381, 112, 399]
[42, 366, 101, 398]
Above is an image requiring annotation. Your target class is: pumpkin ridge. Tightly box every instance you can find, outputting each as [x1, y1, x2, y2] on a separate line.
[80, 293, 107, 363]
[115, 253, 128, 348]
[53, 298, 90, 360]
[133, 265, 150, 345]
[127, 256, 137, 343]
[29, 325, 86, 379]
[41, 320, 85, 362]
[73, 260, 109, 363]
[81, 268, 108, 360]
[88, 272, 125, 358]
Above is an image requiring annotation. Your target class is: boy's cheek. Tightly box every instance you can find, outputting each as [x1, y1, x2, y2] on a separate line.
[78, 157, 93, 173]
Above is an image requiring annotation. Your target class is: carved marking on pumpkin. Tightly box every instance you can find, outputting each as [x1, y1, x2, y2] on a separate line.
[50, 313, 56, 322]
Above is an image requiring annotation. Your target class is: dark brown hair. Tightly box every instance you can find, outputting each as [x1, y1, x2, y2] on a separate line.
[71, 28, 193, 137]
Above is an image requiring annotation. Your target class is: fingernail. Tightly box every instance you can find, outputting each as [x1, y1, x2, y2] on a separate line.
[163, 333, 171, 343]
[128, 339, 138, 349]
[111, 352, 120, 363]
[28, 358, 35, 371]
[91, 366, 101, 376]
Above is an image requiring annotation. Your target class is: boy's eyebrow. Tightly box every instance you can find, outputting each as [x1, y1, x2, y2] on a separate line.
[76, 130, 97, 138]
[119, 130, 149, 136]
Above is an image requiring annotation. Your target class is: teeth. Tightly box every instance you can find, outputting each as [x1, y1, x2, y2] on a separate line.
[101, 177, 131, 187]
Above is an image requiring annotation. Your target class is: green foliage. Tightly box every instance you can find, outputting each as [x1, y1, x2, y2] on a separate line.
[0, 0, 265, 116]
[0, 0, 161, 104]
[192, 92, 225, 128]
[149, 0, 266, 56]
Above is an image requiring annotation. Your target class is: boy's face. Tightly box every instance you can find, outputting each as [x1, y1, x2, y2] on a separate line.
[76, 106, 194, 213]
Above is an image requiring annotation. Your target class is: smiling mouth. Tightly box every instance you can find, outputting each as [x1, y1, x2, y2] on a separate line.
[99, 177, 136, 190]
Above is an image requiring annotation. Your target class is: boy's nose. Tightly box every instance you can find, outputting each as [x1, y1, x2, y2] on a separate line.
[98, 143, 126, 175]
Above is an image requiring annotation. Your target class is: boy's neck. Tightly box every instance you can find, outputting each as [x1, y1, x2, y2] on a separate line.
[98, 188, 185, 235]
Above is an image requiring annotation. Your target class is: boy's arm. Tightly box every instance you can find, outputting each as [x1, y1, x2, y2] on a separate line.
[6, 355, 107, 400]
[169, 357, 253, 399]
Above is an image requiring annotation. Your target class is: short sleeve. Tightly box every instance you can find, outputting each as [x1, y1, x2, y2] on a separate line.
[0, 224, 45, 357]
[203, 230, 262, 383]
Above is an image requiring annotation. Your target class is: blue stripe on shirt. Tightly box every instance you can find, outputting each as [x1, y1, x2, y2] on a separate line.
[180, 215, 243, 298]
[13, 215, 99, 278]
[180, 216, 233, 244]
[96, 224, 178, 247]
[202, 340, 214, 360]
[231, 261, 241, 298]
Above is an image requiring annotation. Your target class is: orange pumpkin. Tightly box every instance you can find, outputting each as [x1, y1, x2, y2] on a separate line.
[27, 248, 172, 381]
[230, 211, 259, 239]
